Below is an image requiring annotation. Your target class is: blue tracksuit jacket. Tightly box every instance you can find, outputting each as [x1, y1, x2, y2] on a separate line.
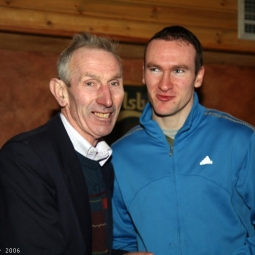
[111, 92, 255, 255]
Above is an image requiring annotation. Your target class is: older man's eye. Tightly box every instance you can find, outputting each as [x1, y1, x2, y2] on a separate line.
[110, 81, 120, 86]
[86, 82, 93, 86]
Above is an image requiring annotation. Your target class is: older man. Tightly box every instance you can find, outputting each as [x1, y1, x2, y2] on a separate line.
[0, 32, 124, 255]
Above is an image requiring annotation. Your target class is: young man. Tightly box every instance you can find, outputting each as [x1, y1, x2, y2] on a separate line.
[111, 26, 255, 255]
[0, 32, 124, 255]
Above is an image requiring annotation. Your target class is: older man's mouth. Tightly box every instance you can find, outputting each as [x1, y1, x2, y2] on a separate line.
[94, 112, 111, 118]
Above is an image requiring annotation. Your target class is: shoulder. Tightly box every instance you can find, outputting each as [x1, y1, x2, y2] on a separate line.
[112, 125, 144, 149]
[1, 125, 47, 155]
[0, 114, 65, 156]
[203, 108, 255, 134]
[0, 114, 74, 182]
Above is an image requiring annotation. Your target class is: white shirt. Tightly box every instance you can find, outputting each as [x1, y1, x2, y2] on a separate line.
[60, 113, 112, 166]
[163, 129, 178, 140]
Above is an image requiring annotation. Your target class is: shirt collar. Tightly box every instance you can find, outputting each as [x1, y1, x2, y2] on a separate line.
[60, 113, 112, 166]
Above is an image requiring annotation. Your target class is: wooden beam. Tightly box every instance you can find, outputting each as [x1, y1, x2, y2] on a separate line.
[0, 1, 237, 29]
[116, 0, 237, 11]
[0, 6, 254, 54]
[0, 0, 237, 13]
[0, 32, 254, 67]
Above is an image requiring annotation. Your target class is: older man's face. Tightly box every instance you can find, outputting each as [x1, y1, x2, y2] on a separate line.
[64, 48, 124, 146]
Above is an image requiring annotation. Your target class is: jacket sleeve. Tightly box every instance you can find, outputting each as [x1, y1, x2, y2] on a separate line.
[0, 141, 68, 255]
[112, 175, 137, 253]
[232, 133, 255, 255]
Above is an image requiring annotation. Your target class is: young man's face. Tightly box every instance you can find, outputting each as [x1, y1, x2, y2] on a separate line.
[143, 39, 204, 128]
[63, 48, 124, 146]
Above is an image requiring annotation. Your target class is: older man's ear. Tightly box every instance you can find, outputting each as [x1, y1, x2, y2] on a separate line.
[49, 78, 69, 107]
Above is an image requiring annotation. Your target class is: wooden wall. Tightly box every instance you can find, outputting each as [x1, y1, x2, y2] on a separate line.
[0, 0, 255, 146]
[1, 0, 255, 53]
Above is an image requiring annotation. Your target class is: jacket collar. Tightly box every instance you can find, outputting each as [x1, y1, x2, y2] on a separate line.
[140, 92, 205, 142]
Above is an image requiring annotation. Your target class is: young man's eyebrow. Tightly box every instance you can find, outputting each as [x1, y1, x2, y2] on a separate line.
[146, 62, 161, 68]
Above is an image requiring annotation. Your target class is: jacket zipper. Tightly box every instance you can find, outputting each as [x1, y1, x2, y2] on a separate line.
[169, 143, 174, 156]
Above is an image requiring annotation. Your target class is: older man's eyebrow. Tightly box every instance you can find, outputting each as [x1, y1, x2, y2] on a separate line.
[110, 74, 122, 79]
[84, 72, 101, 79]
[85, 73, 122, 79]
[78, 72, 122, 83]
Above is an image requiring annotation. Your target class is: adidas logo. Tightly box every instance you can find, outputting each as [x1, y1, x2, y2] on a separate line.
[200, 156, 213, 165]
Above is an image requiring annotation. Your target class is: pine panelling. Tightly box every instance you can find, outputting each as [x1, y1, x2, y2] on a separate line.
[74, 3, 237, 30]
[0, 32, 255, 67]
[0, 0, 254, 53]
[0, 0, 237, 29]
[0, 32, 70, 54]
[117, 0, 237, 12]
[0, 0, 237, 13]
[0, 6, 157, 40]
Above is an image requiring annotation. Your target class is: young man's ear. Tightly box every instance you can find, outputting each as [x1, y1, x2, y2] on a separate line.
[194, 66, 205, 89]
[142, 64, 145, 84]
[49, 78, 68, 107]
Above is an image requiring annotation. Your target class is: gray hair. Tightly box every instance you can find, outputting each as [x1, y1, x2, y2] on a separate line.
[57, 32, 122, 86]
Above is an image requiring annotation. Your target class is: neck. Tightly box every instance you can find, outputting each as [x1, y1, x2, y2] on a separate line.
[152, 93, 194, 130]
[153, 112, 186, 130]
[61, 109, 98, 147]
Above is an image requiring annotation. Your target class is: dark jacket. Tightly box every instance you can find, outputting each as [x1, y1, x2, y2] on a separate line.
[0, 113, 114, 255]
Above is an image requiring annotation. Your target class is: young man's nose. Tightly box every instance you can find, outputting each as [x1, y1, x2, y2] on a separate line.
[158, 73, 174, 91]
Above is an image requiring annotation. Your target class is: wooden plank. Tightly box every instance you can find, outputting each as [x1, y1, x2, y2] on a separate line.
[0, 0, 237, 13]
[0, 0, 79, 13]
[203, 51, 255, 66]
[116, 0, 237, 12]
[0, 1, 237, 30]
[0, 7, 254, 53]
[0, 32, 70, 54]
[72, 3, 238, 30]
[0, 32, 254, 67]
[0, 32, 143, 57]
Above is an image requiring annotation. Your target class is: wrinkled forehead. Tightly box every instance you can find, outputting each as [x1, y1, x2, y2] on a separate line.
[69, 48, 122, 83]
[71, 47, 121, 66]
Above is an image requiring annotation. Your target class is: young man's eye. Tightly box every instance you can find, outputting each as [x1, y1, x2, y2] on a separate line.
[174, 69, 184, 74]
[149, 67, 160, 72]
